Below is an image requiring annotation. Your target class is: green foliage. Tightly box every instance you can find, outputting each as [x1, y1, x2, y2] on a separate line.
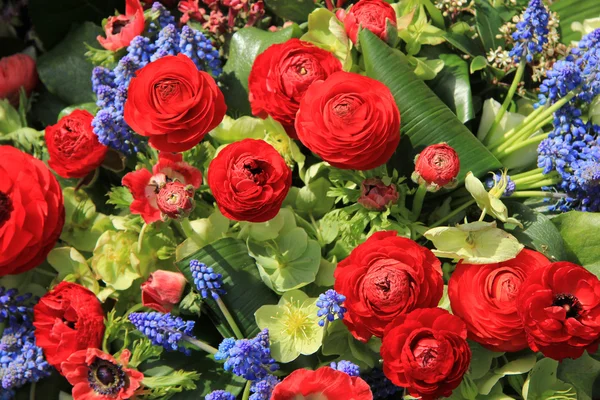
[107, 186, 134, 210]
[175, 210, 230, 260]
[398, 6, 446, 56]
[321, 320, 380, 369]
[300, 8, 353, 70]
[523, 358, 577, 400]
[57, 103, 98, 121]
[470, 55, 488, 73]
[474, 0, 505, 53]
[551, 0, 600, 44]
[558, 352, 600, 400]
[552, 211, 600, 270]
[264, 0, 317, 23]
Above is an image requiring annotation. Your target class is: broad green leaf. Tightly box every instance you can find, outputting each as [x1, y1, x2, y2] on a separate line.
[61, 187, 112, 252]
[300, 9, 352, 70]
[505, 201, 567, 262]
[552, 211, 600, 270]
[470, 55, 488, 73]
[47, 247, 100, 295]
[443, 29, 485, 57]
[176, 237, 279, 338]
[264, 0, 316, 23]
[476, 354, 536, 396]
[408, 55, 445, 80]
[557, 352, 600, 400]
[37, 22, 102, 105]
[469, 341, 503, 380]
[221, 26, 302, 116]
[474, 0, 504, 52]
[209, 115, 269, 144]
[359, 29, 502, 182]
[321, 320, 380, 369]
[0, 99, 21, 134]
[551, 0, 600, 44]
[523, 358, 577, 400]
[57, 103, 99, 121]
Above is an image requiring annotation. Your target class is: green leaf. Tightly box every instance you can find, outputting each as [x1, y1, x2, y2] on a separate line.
[265, 0, 317, 23]
[37, 22, 102, 105]
[107, 186, 134, 210]
[221, 26, 302, 116]
[523, 358, 577, 400]
[321, 320, 380, 369]
[61, 187, 112, 252]
[504, 202, 567, 262]
[470, 55, 488, 74]
[551, 0, 600, 44]
[359, 29, 502, 182]
[300, 9, 352, 70]
[57, 103, 98, 121]
[557, 352, 600, 400]
[469, 341, 503, 380]
[474, 0, 504, 52]
[552, 211, 600, 270]
[176, 237, 279, 338]
[443, 30, 485, 57]
[29, 0, 121, 48]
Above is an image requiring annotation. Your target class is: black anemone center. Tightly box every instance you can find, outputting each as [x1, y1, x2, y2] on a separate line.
[88, 357, 126, 396]
[244, 163, 263, 175]
[111, 20, 129, 34]
[0, 191, 13, 228]
[553, 293, 582, 319]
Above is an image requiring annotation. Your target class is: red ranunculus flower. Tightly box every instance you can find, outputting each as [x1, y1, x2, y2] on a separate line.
[97, 0, 145, 51]
[0, 146, 64, 276]
[412, 143, 460, 189]
[516, 261, 600, 360]
[124, 53, 226, 152]
[0, 54, 38, 106]
[122, 152, 203, 223]
[449, 249, 551, 352]
[295, 71, 400, 170]
[45, 109, 108, 179]
[357, 178, 399, 211]
[61, 348, 144, 400]
[207, 139, 292, 223]
[334, 231, 443, 342]
[271, 367, 373, 400]
[248, 39, 342, 138]
[141, 270, 187, 313]
[381, 308, 471, 400]
[339, 0, 397, 44]
[33, 282, 105, 373]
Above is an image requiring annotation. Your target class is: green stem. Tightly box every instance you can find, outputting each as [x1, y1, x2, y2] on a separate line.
[485, 106, 544, 148]
[513, 172, 552, 186]
[29, 382, 36, 400]
[507, 190, 568, 198]
[485, 61, 527, 141]
[309, 212, 324, 245]
[496, 133, 548, 159]
[179, 218, 202, 246]
[216, 297, 244, 340]
[34, 267, 57, 278]
[137, 222, 148, 254]
[511, 168, 544, 181]
[242, 380, 252, 400]
[415, 199, 476, 241]
[185, 336, 218, 354]
[411, 184, 428, 221]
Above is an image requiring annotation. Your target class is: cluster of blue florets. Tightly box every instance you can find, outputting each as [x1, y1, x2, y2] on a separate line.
[509, 0, 550, 63]
[316, 289, 347, 327]
[215, 329, 279, 381]
[250, 374, 280, 400]
[330, 360, 360, 377]
[128, 312, 196, 355]
[0, 287, 51, 398]
[205, 390, 236, 400]
[190, 260, 226, 300]
[91, 2, 223, 154]
[536, 29, 600, 212]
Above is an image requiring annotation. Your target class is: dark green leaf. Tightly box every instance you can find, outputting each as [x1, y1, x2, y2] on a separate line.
[552, 211, 600, 269]
[474, 0, 504, 52]
[558, 352, 600, 400]
[551, 0, 600, 44]
[505, 201, 567, 262]
[30, 88, 69, 127]
[360, 30, 502, 182]
[470, 55, 488, 73]
[176, 237, 279, 338]
[29, 0, 122, 49]
[57, 102, 98, 121]
[37, 22, 102, 105]
[443, 31, 485, 57]
[264, 0, 317, 23]
[425, 51, 475, 123]
[220, 26, 302, 116]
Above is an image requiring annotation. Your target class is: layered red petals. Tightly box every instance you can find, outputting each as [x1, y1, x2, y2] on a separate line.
[449, 249, 551, 352]
[342, 0, 397, 44]
[0, 146, 65, 276]
[97, 0, 145, 51]
[33, 282, 105, 374]
[124, 53, 226, 152]
[381, 308, 471, 400]
[414, 143, 461, 187]
[248, 39, 342, 138]
[141, 270, 187, 312]
[295, 71, 400, 170]
[0, 53, 38, 106]
[334, 231, 443, 342]
[46, 109, 108, 179]
[516, 261, 600, 360]
[271, 367, 373, 400]
[207, 139, 291, 222]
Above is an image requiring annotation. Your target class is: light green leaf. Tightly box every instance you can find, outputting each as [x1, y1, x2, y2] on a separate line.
[552, 211, 600, 271]
[523, 358, 577, 400]
[557, 352, 600, 400]
[0, 99, 22, 134]
[470, 55, 488, 74]
[322, 320, 379, 369]
[47, 247, 100, 295]
[315, 258, 336, 287]
[208, 115, 266, 144]
[465, 172, 522, 227]
[551, 0, 600, 44]
[408, 55, 445, 80]
[294, 177, 335, 219]
[61, 187, 112, 252]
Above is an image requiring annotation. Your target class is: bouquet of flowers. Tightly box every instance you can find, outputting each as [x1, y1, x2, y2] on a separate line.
[1, 0, 600, 398]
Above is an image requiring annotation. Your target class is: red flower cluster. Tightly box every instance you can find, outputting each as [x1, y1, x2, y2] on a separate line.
[124, 53, 226, 152]
[249, 39, 342, 138]
[0, 53, 38, 106]
[271, 366, 372, 400]
[97, 0, 145, 51]
[0, 146, 64, 276]
[338, 0, 398, 44]
[334, 231, 443, 342]
[33, 282, 106, 373]
[45, 109, 108, 179]
[207, 139, 291, 222]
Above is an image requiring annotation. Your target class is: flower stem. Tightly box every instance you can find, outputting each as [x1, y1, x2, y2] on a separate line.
[507, 190, 568, 198]
[137, 222, 148, 254]
[242, 380, 252, 400]
[184, 336, 218, 355]
[516, 176, 561, 190]
[414, 199, 476, 241]
[511, 167, 544, 181]
[179, 218, 202, 246]
[411, 184, 428, 221]
[512, 170, 554, 186]
[496, 132, 549, 160]
[216, 297, 244, 340]
[29, 382, 36, 400]
[486, 61, 527, 140]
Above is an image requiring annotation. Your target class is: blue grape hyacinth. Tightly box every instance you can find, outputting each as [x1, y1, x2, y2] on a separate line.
[190, 260, 226, 299]
[509, 0, 550, 62]
[205, 390, 236, 400]
[316, 289, 347, 327]
[129, 312, 196, 355]
[250, 374, 279, 400]
[331, 360, 361, 377]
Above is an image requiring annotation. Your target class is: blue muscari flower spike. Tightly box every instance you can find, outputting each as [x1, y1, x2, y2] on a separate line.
[316, 289, 347, 327]
[331, 360, 360, 377]
[151, 24, 180, 62]
[485, 173, 516, 197]
[190, 260, 226, 300]
[362, 367, 402, 400]
[129, 312, 196, 356]
[179, 25, 223, 77]
[537, 60, 583, 106]
[148, 2, 176, 33]
[250, 374, 279, 400]
[205, 390, 236, 400]
[509, 0, 550, 63]
[215, 329, 279, 381]
[0, 287, 32, 325]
